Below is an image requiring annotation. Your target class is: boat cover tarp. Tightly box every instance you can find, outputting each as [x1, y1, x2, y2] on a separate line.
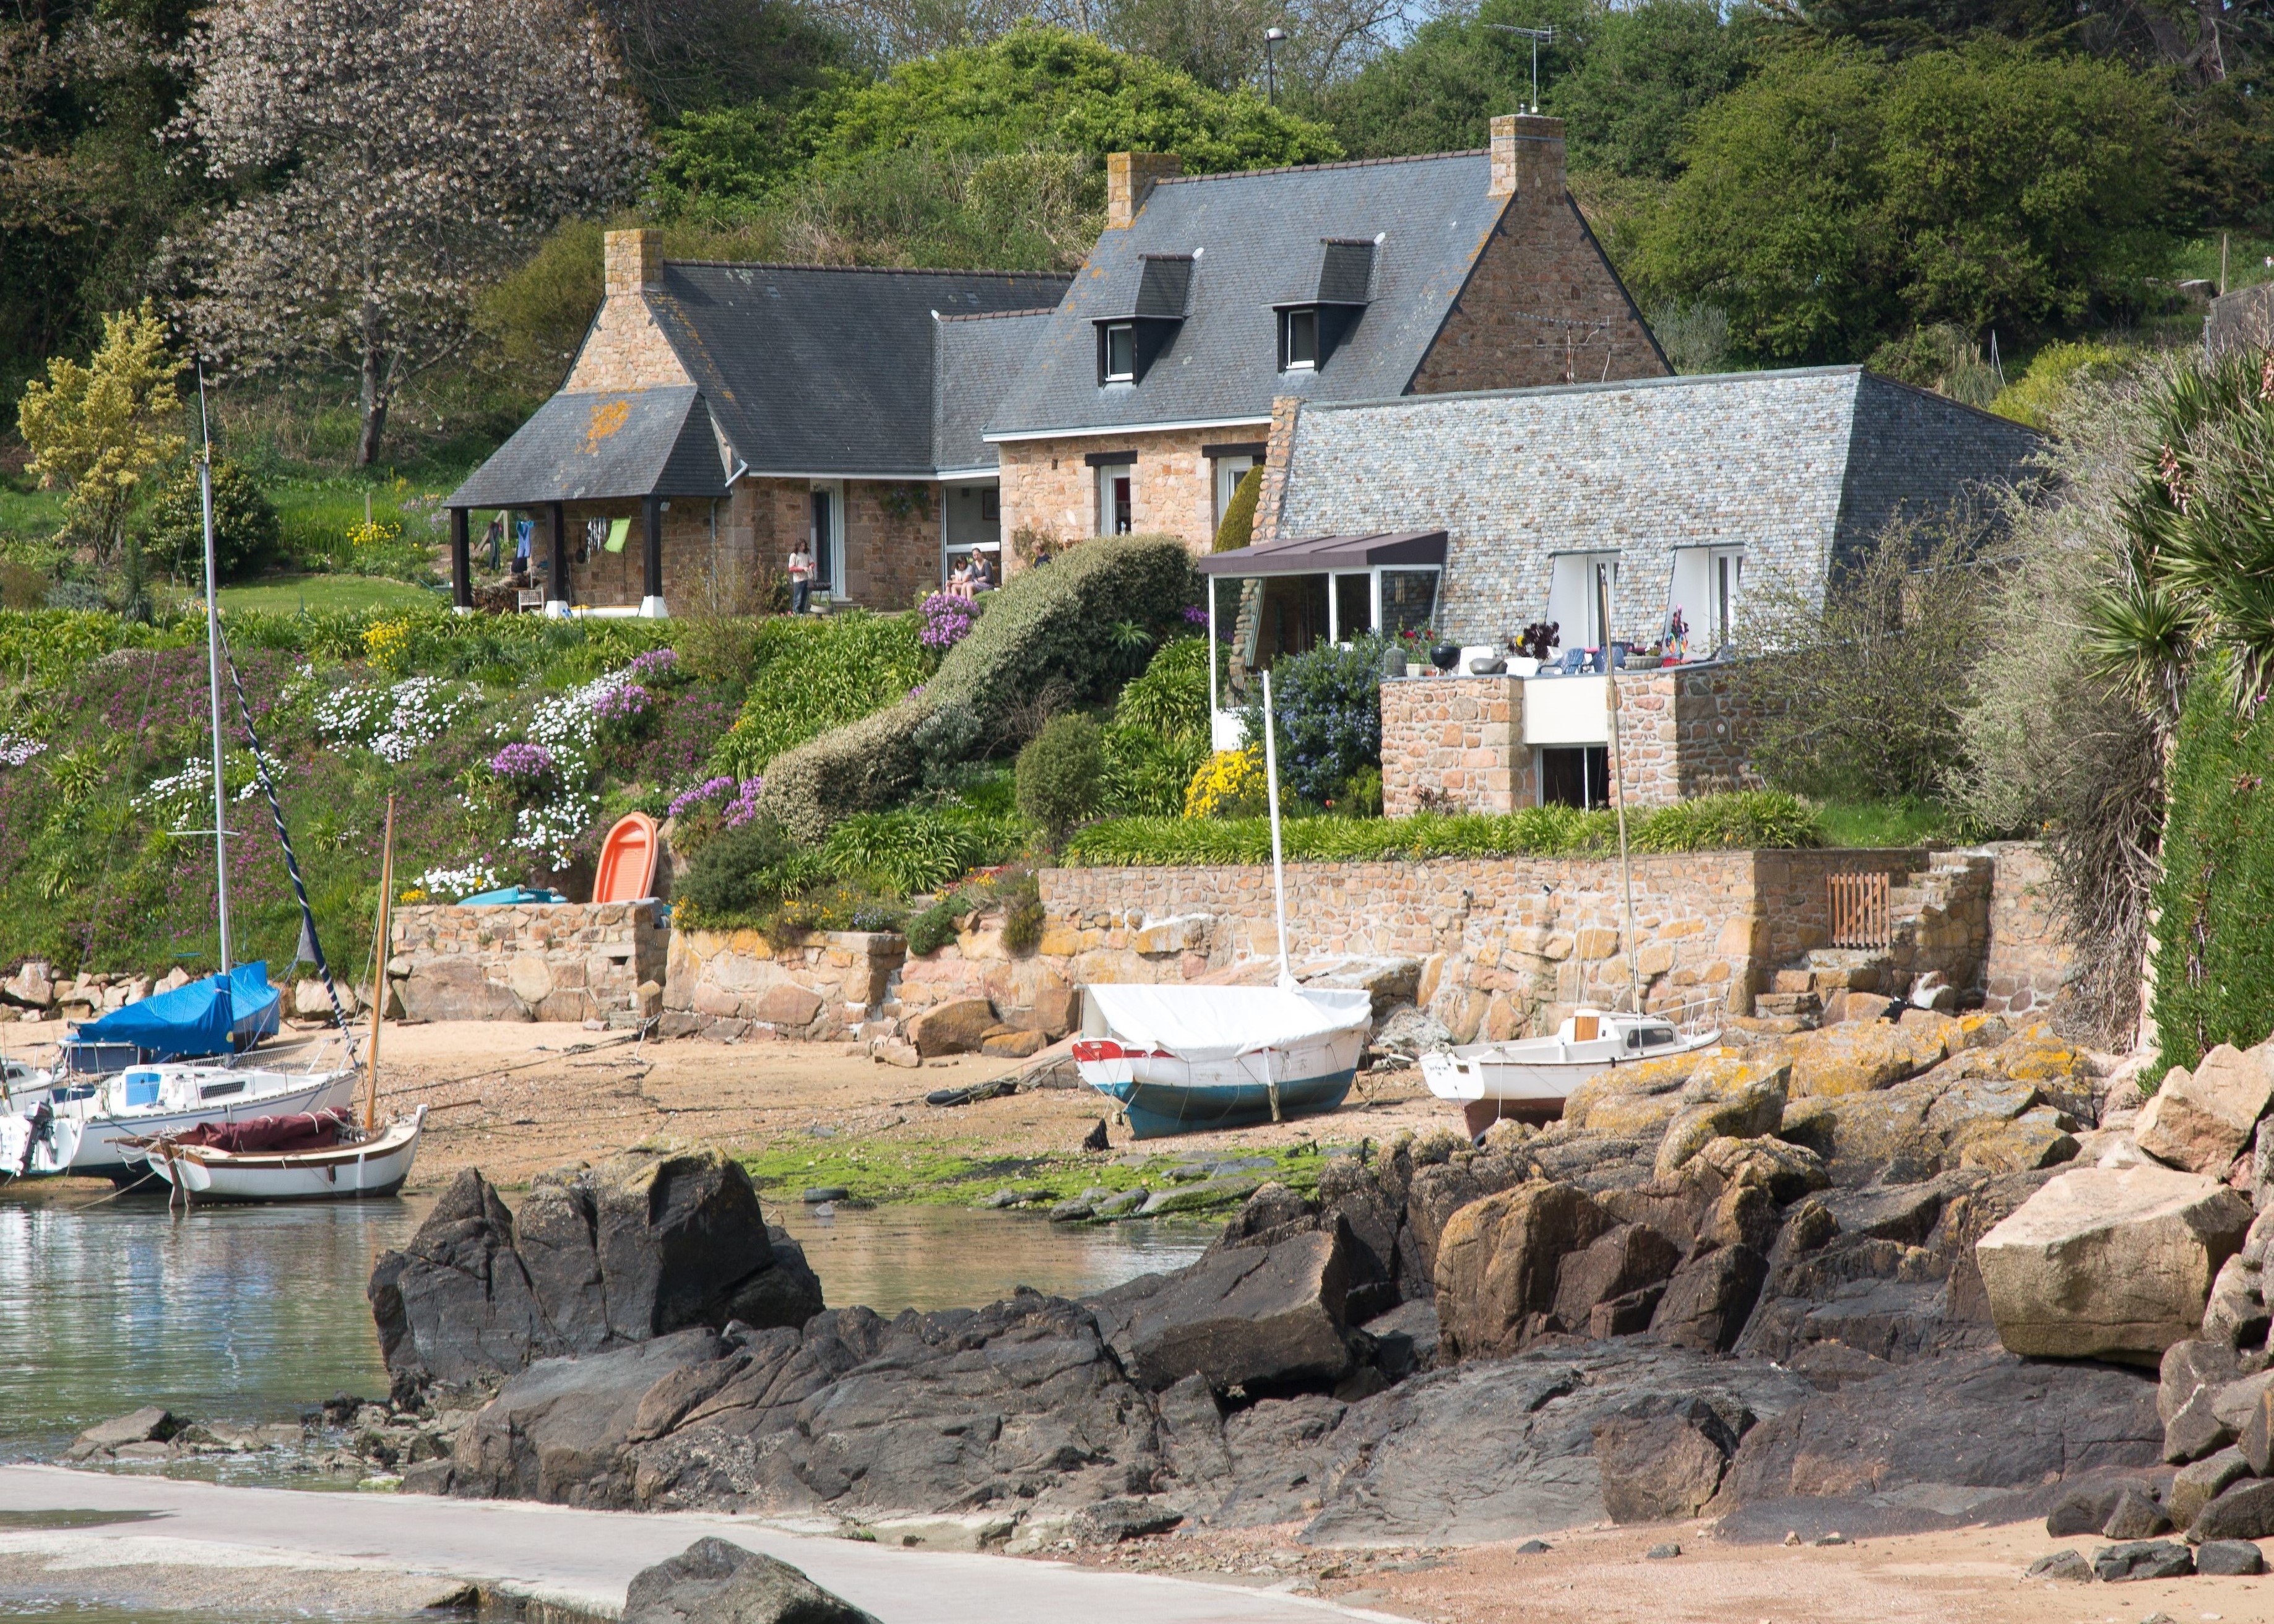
[173, 1108, 348, 1154]
[70, 962, 280, 1057]
[1083, 985, 1373, 1063]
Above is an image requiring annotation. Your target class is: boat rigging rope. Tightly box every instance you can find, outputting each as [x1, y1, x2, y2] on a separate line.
[216, 631, 356, 1048]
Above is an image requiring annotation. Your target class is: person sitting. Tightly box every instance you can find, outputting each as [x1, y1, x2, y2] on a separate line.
[946, 555, 975, 600]
[967, 550, 994, 593]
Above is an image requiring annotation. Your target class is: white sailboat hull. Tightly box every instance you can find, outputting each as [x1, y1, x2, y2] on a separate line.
[1420, 1009, 1722, 1136]
[0, 1111, 82, 1180]
[69, 1069, 360, 1177]
[145, 1107, 425, 1202]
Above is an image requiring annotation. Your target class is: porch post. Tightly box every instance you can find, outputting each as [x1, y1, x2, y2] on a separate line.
[547, 501, 569, 617]
[449, 508, 472, 612]
[640, 494, 667, 618]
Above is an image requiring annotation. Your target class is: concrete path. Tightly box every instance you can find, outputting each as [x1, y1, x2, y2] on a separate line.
[0, 1466, 1379, 1623]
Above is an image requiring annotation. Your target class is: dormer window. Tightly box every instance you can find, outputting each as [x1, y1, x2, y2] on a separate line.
[1281, 308, 1320, 371]
[1102, 322, 1136, 383]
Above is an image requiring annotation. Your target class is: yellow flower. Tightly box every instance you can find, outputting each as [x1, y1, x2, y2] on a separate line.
[363, 616, 413, 675]
[348, 516, 404, 553]
[1183, 747, 1266, 819]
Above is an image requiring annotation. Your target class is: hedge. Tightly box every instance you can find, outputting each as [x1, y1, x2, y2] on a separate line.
[754, 536, 1199, 839]
[1061, 792, 1823, 866]
[2150, 675, 2274, 1074]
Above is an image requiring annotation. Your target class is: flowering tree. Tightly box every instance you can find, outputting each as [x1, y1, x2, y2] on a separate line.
[166, 0, 648, 465]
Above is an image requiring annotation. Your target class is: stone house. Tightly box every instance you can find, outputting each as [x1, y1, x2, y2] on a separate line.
[982, 115, 1668, 560]
[444, 233, 1068, 615]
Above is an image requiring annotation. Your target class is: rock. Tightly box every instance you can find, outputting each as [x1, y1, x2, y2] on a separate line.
[2161, 1337, 2242, 1423]
[1651, 1244, 1768, 1353]
[398, 957, 530, 1023]
[980, 1029, 1047, 1059]
[874, 1040, 920, 1068]
[1692, 1136, 1830, 1204]
[1550, 1224, 1682, 1334]
[751, 983, 824, 1032]
[908, 999, 998, 1056]
[453, 1328, 731, 1506]
[1778, 1091, 1940, 1185]
[1645, 1542, 1681, 1558]
[1373, 1005, 1452, 1056]
[2191, 1477, 2274, 1542]
[1093, 1190, 1148, 1218]
[1139, 1177, 1261, 1216]
[2170, 1447, 2251, 1529]
[2241, 1387, 2274, 1474]
[2046, 1482, 2127, 1537]
[1027, 987, 1079, 1039]
[370, 1169, 550, 1382]
[1071, 1498, 1183, 1543]
[1783, 1022, 1952, 1099]
[1974, 1165, 2254, 1364]
[2210, 1369, 2274, 1433]
[2137, 1043, 2274, 1177]
[2090, 1540, 2194, 1581]
[1, 961, 53, 1009]
[1955, 1112, 2080, 1174]
[1565, 1050, 1711, 1136]
[2202, 1255, 2270, 1348]
[1654, 1070, 1791, 1179]
[1432, 1183, 1614, 1360]
[2023, 1549, 2093, 1582]
[292, 978, 360, 1019]
[1591, 1394, 1742, 1521]
[2195, 1538, 2268, 1576]
[1516, 1539, 1550, 1554]
[1088, 1223, 1367, 1391]
[2101, 1484, 2172, 1537]
[621, 1537, 880, 1624]
[68, 1406, 179, 1458]
[2164, 1384, 2237, 1464]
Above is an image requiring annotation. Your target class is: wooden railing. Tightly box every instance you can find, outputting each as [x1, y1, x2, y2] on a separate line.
[1828, 871, 1892, 950]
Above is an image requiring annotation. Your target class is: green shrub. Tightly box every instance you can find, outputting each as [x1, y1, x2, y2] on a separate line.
[672, 814, 823, 928]
[1239, 635, 1384, 807]
[147, 460, 281, 583]
[1113, 634, 1209, 737]
[712, 611, 929, 777]
[1100, 720, 1209, 816]
[1214, 465, 1259, 552]
[998, 868, 1044, 952]
[1017, 712, 1103, 842]
[2150, 677, 2274, 1073]
[752, 536, 1196, 839]
[820, 808, 991, 896]
[904, 893, 967, 955]
[1063, 792, 1822, 865]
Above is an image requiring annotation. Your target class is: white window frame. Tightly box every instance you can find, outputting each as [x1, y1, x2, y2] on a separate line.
[1547, 550, 1620, 652]
[1281, 308, 1319, 372]
[1096, 461, 1135, 536]
[1667, 544, 1745, 656]
[808, 479, 845, 598]
[1102, 323, 1136, 384]
[1211, 454, 1255, 532]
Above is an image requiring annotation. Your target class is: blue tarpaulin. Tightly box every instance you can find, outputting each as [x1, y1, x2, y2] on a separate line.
[68, 962, 281, 1059]
[459, 886, 566, 905]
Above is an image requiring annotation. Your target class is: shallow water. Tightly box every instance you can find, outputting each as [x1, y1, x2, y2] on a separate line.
[0, 1190, 1211, 1470]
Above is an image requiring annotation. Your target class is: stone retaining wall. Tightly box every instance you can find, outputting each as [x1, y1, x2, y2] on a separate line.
[1380, 675, 1531, 815]
[661, 928, 905, 1042]
[1979, 840, 2075, 1021]
[1610, 666, 1770, 807]
[389, 903, 667, 1024]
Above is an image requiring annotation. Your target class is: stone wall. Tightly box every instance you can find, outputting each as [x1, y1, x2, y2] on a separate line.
[389, 903, 667, 1024]
[1978, 840, 2075, 1020]
[662, 930, 906, 1042]
[1380, 675, 1534, 814]
[997, 425, 1266, 564]
[1609, 665, 1769, 807]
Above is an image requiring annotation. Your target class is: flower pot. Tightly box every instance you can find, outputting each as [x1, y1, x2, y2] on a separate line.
[1431, 642, 1460, 673]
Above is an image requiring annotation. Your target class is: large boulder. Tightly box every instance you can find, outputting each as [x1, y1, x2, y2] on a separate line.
[1591, 1394, 1744, 1521]
[1088, 1222, 1367, 1391]
[1782, 1022, 1953, 1099]
[1432, 1182, 1615, 1360]
[2137, 1043, 2274, 1177]
[370, 1169, 551, 1381]
[622, 1539, 880, 1624]
[1651, 1243, 1768, 1353]
[1653, 1063, 1791, 1180]
[907, 998, 998, 1058]
[1975, 1165, 2254, 1364]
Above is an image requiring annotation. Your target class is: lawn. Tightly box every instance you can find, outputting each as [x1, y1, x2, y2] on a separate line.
[1812, 796, 1957, 849]
[218, 574, 443, 613]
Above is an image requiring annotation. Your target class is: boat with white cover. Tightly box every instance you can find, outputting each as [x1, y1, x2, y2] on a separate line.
[66, 1060, 360, 1178]
[1420, 1004, 1722, 1137]
[139, 1105, 426, 1202]
[1073, 985, 1374, 1138]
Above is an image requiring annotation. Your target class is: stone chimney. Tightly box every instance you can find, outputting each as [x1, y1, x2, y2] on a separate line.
[605, 228, 663, 299]
[1489, 113, 1566, 202]
[1105, 152, 1183, 230]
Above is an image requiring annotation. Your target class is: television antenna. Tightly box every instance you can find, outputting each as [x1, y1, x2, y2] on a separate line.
[1485, 23, 1554, 113]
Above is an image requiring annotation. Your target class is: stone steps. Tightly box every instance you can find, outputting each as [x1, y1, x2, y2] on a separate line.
[1766, 851, 1997, 1021]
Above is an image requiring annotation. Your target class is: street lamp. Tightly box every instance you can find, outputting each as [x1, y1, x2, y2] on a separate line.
[1484, 22, 1554, 114]
[1265, 26, 1287, 105]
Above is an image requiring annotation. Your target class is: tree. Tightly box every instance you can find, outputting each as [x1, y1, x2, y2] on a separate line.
[166, 0, 648, 467]
[145, 458, 280, 582]
[1632, 40, 2174, 364]
[15, 300, 184, 566]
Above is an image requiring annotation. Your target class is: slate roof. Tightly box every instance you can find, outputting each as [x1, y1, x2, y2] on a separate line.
[1264, 366, 2044, 646]
[984, 153, 1503, 439]
[933, 308, 1061, 473]
[448, 386, 728, 509]
[646, 262, 1071, 476]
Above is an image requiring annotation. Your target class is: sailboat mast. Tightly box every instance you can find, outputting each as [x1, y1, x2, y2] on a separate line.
[366, 795, 394, 1130]
[198, 369, 232, 972]
[1261, 668, 1293, 990]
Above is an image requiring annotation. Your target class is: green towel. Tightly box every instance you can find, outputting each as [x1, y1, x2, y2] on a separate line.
[605, 517, 629, 554]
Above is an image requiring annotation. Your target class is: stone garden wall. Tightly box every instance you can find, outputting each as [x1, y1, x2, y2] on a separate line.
[1609, 665, 1771, 808]
[389, 902, 667, 1025]
[1380, 675, 1531, 816]
[660, 928, 904, 1042]
[1978, 840, 2076, 1021]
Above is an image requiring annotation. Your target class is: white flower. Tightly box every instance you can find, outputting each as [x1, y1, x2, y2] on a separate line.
[0, 735, 45, 767]
[415, 862, 506, 901]
[316, 676, 472, 762]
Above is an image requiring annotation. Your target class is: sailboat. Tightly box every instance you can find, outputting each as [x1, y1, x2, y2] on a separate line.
[1073, 668, 1375, 1138]
[1, 379, 358, 1185]
[141, 797, 427, 1203]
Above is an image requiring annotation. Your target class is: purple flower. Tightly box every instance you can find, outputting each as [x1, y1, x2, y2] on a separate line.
[667, 775, 735, 820]
[722, 776, 764, 829]
[919, 593, 975, 651]
[626, 648, 679, 684]
[1182, 603, 1209, 624]
[490, 742, 554, 782]
[594, 683, 654, 723]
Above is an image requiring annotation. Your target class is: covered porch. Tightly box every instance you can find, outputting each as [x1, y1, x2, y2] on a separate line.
[444, 386, 729, 617]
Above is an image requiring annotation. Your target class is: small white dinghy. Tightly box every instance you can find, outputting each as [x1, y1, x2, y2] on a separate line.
[1074, 985, 1374, 1138]
[140, 1105, 426, 1203]
[0, 1104, 82, 1181]
[1421, 1004, 1722, 1137]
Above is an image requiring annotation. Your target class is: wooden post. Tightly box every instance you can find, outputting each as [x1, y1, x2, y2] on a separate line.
[449, 509, 471, 610]
[366, 794, 395, 1131]
[548, 501, 570, 614]
[641, 494, 665, 617]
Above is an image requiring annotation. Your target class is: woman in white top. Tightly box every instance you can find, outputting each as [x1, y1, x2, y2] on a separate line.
[787, 543, 815, 614]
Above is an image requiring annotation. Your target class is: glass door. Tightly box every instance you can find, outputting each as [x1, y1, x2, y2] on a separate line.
[810, 482, 843, 596]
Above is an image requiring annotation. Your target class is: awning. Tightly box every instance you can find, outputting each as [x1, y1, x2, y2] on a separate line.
[1196, 529, 1446, 575]
[447, 386, 730, 510]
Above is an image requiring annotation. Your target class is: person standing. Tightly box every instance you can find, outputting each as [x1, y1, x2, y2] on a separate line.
[787, 540, 815, 614]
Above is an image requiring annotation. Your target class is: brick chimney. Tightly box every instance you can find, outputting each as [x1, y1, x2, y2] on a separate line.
[1105, 152, 1183, 230]
[605, 228, 663, 299]
[1489, 113, 1566, 202]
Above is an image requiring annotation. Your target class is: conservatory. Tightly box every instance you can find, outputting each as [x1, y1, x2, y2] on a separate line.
[1196, 529, 1446, 750]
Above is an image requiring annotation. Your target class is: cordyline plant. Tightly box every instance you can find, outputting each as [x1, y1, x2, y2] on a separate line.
[163, 0, 649, 465]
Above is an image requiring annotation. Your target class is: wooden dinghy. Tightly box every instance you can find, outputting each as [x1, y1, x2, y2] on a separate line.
[138, 1105, 426, 1203]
